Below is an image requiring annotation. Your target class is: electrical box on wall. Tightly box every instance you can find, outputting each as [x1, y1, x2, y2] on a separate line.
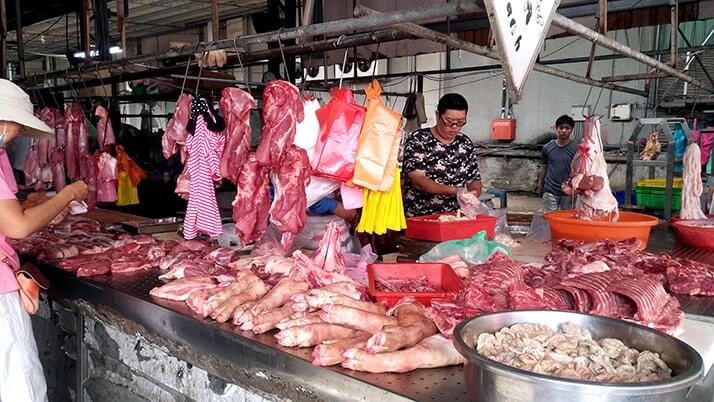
[609, 103, 633, 121]
[492, 119, 516, 141]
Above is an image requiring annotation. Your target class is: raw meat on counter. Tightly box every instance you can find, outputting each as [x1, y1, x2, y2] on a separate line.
[342, 335, 466, 373]
[561, 116, 618, 221]
[149, 277, 220, 301]
[310, 221, 346, 273]
[680, 144, 708, 220]
[219, 87, 255, 182]
[366, 297, 437, 354]
[312, 333, 371, 367]
[375, 276, 442, 292]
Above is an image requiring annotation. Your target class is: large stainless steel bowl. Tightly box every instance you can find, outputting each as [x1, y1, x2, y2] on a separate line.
[453, 310, 704, 402]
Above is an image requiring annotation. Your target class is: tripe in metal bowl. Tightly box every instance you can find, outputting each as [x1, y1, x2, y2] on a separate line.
[453, 310, 703, 402]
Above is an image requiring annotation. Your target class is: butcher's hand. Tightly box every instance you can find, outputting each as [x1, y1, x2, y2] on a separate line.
[63, 181, 90, 202]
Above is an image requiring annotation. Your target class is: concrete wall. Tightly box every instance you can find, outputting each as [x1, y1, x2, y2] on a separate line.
[33, 296, 286, 402]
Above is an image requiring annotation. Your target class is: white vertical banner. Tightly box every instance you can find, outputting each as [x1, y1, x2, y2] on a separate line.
[484, 0, 561, 103]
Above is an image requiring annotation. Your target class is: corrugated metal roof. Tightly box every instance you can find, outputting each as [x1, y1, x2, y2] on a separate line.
[9, 0, 265, 59]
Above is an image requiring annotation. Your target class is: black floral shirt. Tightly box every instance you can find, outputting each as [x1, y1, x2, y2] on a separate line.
[402, 128, 482, 217]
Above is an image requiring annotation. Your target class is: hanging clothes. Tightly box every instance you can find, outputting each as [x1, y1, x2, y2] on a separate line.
[182, 98, 226, 240]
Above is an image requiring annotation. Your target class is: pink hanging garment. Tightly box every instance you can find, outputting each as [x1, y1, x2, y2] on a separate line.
[182, 99, 225, 240]
[95, 106, 116, 148]
[97, 152, 118, 203]
[0, 149, 17, 193]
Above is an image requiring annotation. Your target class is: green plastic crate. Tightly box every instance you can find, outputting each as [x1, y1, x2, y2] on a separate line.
[636, 186, 682, 211]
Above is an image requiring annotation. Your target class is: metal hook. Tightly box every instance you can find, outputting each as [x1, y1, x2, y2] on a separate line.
[180, 55, 193, 94]
[233, 38, 252, 96]
[335, 34, 346, 47]
[338, 48, 349, 89]
[277, 28, 291, 82]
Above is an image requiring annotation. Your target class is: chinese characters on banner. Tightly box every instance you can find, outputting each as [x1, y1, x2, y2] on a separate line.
[484, 0, 561, 103]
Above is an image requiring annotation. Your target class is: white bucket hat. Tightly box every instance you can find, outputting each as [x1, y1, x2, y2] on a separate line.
[0, 79, 53, 140]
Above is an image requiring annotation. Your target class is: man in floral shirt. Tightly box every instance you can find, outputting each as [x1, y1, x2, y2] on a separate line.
[402, 93, 482, 217]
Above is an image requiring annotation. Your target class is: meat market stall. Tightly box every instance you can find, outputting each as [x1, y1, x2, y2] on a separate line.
[17, 209, 714, 402]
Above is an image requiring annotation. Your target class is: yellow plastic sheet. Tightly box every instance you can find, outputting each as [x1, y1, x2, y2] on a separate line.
[116, 171, 140, 206]
[352, 81, 403, 192]
[356, 167, 407, 235]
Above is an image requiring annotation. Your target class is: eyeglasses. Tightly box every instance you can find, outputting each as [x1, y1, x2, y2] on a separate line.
[439, 116, 467, 128]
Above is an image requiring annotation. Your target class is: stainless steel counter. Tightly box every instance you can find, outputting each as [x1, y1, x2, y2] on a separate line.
[40, 264, 469, 402]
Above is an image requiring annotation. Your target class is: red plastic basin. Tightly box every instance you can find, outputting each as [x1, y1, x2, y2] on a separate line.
[544, 210, 659, 250]
[670, 215, 714, 249]
[405, 213, 497, 242]
[367, 263, 463, 308]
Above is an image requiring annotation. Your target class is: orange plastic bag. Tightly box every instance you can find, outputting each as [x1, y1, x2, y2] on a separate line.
[312, 88, 366, 182]
[116, 145, 147, 186]
[352, 81, 403, 192]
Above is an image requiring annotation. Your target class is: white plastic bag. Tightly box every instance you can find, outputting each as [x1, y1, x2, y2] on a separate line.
[217, 223, 242, 248]
[306, 175, 341, 208]
[295, 98, 321, 163]
[526, 213, 551, 240]
[457, 188, 492, 217]
[292, 215, 357, 252]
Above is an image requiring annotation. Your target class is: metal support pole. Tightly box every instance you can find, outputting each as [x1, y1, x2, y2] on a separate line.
[21, 0, 480, 85]
[30, 29, 408, 93]
[602, 71, 670, 82]
[116, 0, 126, 52]
[81, 0, 91, 60]
[13, 0, 23, 77]
[677, 27, 714, 86]
[210, 0, 219, 41]
[671, 1, 678, 68]
[354, 6, 648, 97]
[551, 13, 714, 93]
[0, 0, 6, 78]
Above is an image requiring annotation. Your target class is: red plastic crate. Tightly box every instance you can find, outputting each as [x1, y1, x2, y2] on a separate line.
[367, 263, 464, 308]
[405, 213, 497, 242]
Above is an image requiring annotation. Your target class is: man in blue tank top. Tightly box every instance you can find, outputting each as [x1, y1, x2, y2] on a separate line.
[537, 115, 578, 212]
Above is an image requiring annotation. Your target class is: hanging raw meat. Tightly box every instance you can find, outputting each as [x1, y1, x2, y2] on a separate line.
[269, 145, 311, 249]
[219, 87, 255, 183]
[183, 98, 226, 240]
[256, 80, 304, 170]
[38, 107, 66, 191]
[680, 144, 708, 220]
[23, 145, 41, 190]
[562, 116, 619, 221]
[232, 153, 271, 244]
[65, 103, 88, 179]
[162, 94, 193, 160]
[49, 148, 65, 192]
[82, 154, 98, 211]
[95, 105, 116, 148]
[97, 152, 118, 203]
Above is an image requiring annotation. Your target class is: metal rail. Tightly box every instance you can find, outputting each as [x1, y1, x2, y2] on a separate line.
[551, 13, 714, 94]
[354, 6, 648, 97]
[19, 0, 480, 86]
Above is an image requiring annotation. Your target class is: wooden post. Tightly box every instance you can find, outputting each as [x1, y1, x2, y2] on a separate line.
[0, 0, 6, 78]
[211, 0, 219, 41]
[13, 0, 23, 77]
[81, 0, 91, 59]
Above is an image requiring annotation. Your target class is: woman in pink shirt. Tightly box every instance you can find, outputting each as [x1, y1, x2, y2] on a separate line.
[0, 79, 88, 402]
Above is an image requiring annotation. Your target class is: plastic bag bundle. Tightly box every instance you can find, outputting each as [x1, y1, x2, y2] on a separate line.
[352, 81, 403, 191]
[311, 88, 365, 182]
[419, 231, 511, 266]
[356, 167, 407, 235]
